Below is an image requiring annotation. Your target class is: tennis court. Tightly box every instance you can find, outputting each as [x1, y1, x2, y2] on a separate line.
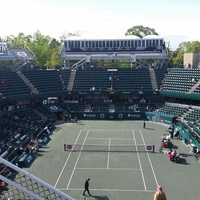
[26, 120, 200, 200]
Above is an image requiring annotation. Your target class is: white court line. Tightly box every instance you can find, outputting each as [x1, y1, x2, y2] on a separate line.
[140, 130, 158, 186]
[81, 129, 142, 131]
[107, 139, 111, 169]
[76, 167, 140, 170]
[66, 130, 89, 190]
[58, 188, 155, 193]
[87, 138, 135, 140]
[54, 129, 83, 188]
[132, 130, 147, 191]
[148, 121, 169, 127]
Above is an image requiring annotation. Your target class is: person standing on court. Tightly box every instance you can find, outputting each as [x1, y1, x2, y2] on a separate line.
[143, 119, 146, 128]
[83, 178, 91, 196]
[74, 116, 77, 123]
[153, 185, 167, 200]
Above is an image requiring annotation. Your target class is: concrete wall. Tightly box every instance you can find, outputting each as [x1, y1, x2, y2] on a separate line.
[184, 53, 199, 68]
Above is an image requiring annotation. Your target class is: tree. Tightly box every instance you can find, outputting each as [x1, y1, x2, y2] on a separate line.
[125, 25, 158, 38]
[5, 31, 62, 68]
[169, 41, 200, 66]
[45, 47, 61, 68]
[60, 32, 79, 43]
[6, 32, 32, 48]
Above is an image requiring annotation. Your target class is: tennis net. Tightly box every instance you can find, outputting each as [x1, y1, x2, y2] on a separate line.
[64, 144, 155, 153]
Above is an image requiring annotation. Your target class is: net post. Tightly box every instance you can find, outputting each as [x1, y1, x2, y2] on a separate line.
[153, 145, 155, 153]
[64, 143, 66, 151]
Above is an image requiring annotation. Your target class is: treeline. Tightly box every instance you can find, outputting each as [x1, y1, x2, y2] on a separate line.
[1, 26, 200, 68]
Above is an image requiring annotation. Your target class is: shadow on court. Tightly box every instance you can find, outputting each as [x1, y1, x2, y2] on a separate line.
[78, 122, 85, 125]
[179, 153, 194, 158]
[84, 196, 109, 199]
[177, 157, 189, 165]
[144, 127, 155, 130]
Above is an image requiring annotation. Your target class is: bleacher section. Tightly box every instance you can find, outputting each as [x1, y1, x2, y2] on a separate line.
[161, 68, 200, 93]
[154, 68, 168, 88]
[184, 107, 200, 121]
[0, 71, 31, 96]
[0, 108, 52, 162]
[111, 68, 152, 91]
[72, 68, 153, 92]
[0, 67, 199, 99]
[158, 104, 189, 118]
[72, 68, 110, 91]
[23, 70, 64, 93]
[59, 70, 71, 89]
[1, 67, 200, 198]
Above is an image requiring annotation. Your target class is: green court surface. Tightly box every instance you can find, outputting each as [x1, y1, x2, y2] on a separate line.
[26, 121, 200, 200]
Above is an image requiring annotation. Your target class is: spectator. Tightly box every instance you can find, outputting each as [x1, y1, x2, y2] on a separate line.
[153, 185, 167, 200]
[7, 145, 13, 154]
[2, 80, 8, 86]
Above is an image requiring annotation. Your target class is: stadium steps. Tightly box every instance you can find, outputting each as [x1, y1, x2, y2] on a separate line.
[180, 109, 193, 120]
[58, 73, 65, 90]
[149, 69, 158, 90]
[67, 70, 76, 91]
[71, 58, 86, 69]
[109, 104, 115, 113]
[135, 59, 149, 68]
[16, 71, 39, 94]
[187, 79, 200, 94]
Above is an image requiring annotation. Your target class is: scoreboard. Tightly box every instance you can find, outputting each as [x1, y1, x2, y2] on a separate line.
[0, 42, 8, 55]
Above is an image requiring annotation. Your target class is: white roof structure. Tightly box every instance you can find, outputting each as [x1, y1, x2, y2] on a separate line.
[66, 36, 84, 40]
[121, 35, 141, 39]
[67, 35, 144, 41]
[143, 35, 163, 39]
[66, 34, 164, 41]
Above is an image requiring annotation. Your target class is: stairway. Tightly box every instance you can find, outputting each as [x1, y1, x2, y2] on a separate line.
[135, 59, 149, 69]
[67, 70, 76, 91]
[149, 69, 158, 91]
[71, 58, 86, 69]
[187, 79, 200, 94]
[180, 108, 193, 120]
[16, 71, 39, 94]
[109, 104, 115, 113]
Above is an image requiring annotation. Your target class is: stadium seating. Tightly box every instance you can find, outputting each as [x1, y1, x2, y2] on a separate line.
[111, 68, 152, 91]
[59, 70, 71, 89]
[0, 107, 53, 162]
[158, 104, 189, 117]
[154, 68, 168, 88]
[72, 68, 110, 91]
[0, 71, 31, 96]
[161, 68, 200, 93]
[184, 108, 200, 121]
[72, 68, 153, 92]
[23, 70, 64, 93]
[0, 67, 200, 167]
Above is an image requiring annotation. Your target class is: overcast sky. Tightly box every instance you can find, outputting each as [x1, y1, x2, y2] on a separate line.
[1, 0, 200, 49]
